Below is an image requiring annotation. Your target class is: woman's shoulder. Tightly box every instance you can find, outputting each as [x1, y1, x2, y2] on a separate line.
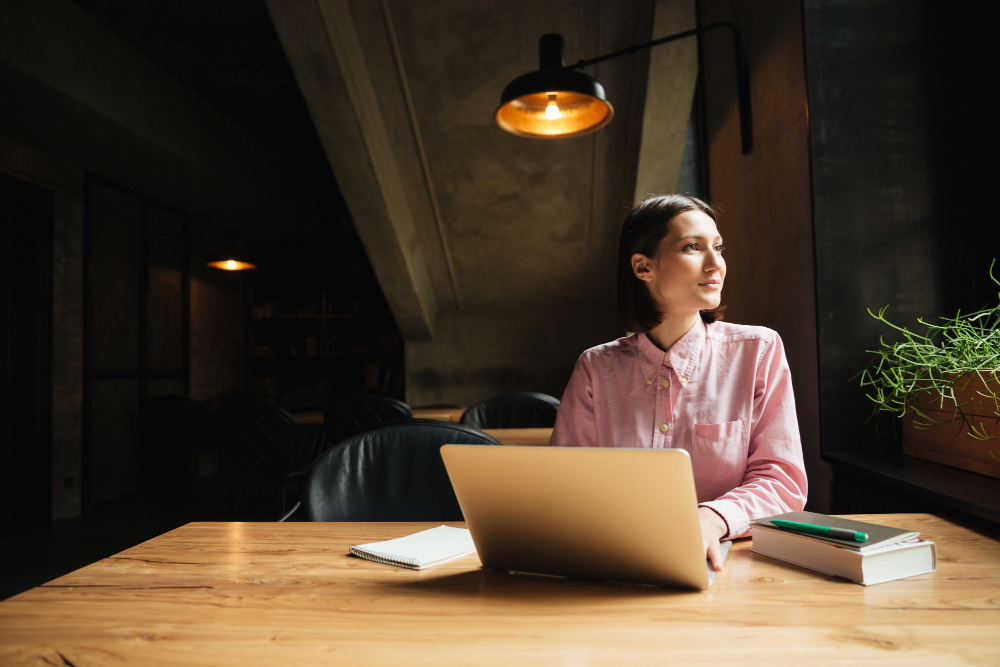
[705, 320, 779, 347]
[577, 334, 641, 364]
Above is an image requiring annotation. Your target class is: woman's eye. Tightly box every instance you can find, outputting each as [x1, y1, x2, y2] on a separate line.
[715, 244, 726, 252]
[683, 243, 698, 251]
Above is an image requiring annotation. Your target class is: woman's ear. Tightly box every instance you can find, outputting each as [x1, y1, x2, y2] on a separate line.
[631, 253, 654, 282]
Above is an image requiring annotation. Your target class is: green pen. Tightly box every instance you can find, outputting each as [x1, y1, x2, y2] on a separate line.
[771, 519, 868, 542]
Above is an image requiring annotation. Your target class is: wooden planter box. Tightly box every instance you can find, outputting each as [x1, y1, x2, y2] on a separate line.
[902, 372, 1000, 479]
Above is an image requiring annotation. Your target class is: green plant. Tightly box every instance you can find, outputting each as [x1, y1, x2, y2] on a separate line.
[855, 260, 1000, 442]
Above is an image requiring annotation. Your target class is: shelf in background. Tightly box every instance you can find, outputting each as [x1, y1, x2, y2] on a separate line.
[825, 449, 1000, 525]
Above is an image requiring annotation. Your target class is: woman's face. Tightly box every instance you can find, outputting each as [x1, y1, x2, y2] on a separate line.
[631, 209, 726, 317]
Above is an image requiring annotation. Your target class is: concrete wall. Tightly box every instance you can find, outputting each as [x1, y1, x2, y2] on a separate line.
[699, 0, 828, 511]
[634, 0, 698, 200]
[406, 304, 622, 407]
[268, 0, 673, 405]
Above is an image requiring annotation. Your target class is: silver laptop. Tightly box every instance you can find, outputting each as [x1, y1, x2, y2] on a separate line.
[440, 445, 731, 590]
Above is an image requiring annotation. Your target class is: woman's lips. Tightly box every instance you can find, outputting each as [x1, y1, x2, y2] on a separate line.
[699, 282, 722, 290]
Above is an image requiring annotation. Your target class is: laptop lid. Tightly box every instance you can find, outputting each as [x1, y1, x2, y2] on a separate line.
[440, 445, 725, 590]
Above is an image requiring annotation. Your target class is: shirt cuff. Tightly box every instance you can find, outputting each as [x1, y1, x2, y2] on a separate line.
[698, 500, 749, 539]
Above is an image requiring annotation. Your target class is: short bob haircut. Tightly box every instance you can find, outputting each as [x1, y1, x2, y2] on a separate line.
[617, 194, 727, 333]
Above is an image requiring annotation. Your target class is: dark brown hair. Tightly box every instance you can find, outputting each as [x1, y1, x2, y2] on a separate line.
[616, 195, 727, 333]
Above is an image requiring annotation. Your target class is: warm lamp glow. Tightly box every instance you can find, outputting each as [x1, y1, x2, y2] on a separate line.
[206, 259, 256, 271]
[545, 95, 561, 119]
[495, 34, 614, 139]
[496, 91, 612, 139]
[206, 228, 256, 271]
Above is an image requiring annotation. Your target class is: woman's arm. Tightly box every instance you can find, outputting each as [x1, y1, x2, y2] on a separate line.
[698, 333, 809, 538]
[549, 355, 600, 448]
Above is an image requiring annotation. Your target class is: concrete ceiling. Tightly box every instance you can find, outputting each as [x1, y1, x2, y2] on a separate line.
[266, 0, 697, 340]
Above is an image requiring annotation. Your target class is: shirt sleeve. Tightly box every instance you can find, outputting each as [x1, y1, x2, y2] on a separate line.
[549, 354, 599, 448]
[698, 332, 808, 538]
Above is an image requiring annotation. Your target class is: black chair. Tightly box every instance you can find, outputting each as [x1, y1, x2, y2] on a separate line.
[294, 419, 501, 522]
[324, 394, 413, 443]
[137, 395, 210, 492]
[217, 397, 313, 517]
[459, 392, 561, 429]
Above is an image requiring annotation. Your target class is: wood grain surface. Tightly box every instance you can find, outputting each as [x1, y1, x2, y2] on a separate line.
[482, 427, 553, 446]
[1, 515, 997, 665]
[290, 409, 324, 426]
[411, 407, 466, 422]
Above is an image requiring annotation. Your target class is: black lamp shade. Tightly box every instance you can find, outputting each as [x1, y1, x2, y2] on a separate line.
[496, 34, 614, 139]
[494, 69, 614, 139]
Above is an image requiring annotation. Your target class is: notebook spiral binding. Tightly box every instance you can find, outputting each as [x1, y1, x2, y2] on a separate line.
[350, 546, 420, 569]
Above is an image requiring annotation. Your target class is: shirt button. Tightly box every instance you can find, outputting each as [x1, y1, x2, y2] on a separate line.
[660, 423, 669, 432]
[680, 378, 688, 384]
[662, 379, 670, 387]
[646, 378, 652, 385]
[663, 354, 669, 361]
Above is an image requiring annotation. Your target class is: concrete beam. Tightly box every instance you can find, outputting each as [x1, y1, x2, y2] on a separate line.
[633, 0, 699, 200]
[266, 0, 461, 340]
[0, 0, 306, 233]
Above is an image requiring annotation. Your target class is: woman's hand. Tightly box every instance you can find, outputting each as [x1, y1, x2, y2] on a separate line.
[698, 507, 729, 572]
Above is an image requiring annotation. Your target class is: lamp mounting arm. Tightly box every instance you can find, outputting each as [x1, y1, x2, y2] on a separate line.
[569, 21, 752, 155]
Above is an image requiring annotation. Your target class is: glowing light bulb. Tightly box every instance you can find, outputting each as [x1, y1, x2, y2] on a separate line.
[226, 259, 237, 269]
[545, 101, 561, 119]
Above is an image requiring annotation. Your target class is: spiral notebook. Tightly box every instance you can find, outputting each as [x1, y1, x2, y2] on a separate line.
[350, 525, 477, 570]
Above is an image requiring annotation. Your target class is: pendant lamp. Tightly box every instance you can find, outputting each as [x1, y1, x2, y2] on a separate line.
[496, 24, 753, 154]
[206, 229, 256, 271]
[495, 34, 613, 139]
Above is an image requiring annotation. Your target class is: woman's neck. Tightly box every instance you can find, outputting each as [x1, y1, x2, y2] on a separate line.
[645, 312, 700, 352]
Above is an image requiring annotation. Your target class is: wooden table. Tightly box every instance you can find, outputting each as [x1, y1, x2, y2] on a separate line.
[291, 409, 324, 426]
[292, 407, 468, 425]
[483, 427, 552, 446]
[1, 515, 997, 665]
[290, 409, 554, 449]
[411, 407, 466, 423]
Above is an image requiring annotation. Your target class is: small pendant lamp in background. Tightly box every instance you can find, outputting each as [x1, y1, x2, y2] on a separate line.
[495, 34, 613, 139]
[206, 228, 256, 271]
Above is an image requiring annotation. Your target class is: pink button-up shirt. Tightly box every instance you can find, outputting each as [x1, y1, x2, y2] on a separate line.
[550, 317, 807, 538]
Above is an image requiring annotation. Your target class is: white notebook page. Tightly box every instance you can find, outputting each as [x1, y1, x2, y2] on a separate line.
[350, 525, 477, 570]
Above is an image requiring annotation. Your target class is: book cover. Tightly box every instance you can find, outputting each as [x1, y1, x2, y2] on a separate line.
[752, 511, 920, 552]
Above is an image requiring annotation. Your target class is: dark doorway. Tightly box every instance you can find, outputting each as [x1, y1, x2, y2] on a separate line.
[0, 172, 54, 539]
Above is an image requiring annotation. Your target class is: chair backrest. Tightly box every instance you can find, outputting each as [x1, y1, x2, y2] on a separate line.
[138, 395, 210, 490]
[301, 419, 502, 521]
[459, 392, 561, 429]
[324, 394, 413, 443]
[217, 397, 300, 482]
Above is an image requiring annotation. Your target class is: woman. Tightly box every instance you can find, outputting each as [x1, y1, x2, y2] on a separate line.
[550, 195, 808, 571]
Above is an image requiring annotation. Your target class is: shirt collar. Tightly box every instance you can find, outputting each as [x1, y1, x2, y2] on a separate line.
[636, 317, 707, 384]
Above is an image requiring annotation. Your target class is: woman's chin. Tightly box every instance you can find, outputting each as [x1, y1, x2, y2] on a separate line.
[698, 295, 721, 309]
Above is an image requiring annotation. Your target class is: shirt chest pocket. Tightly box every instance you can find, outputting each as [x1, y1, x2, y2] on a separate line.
[693, 419, 748, 486]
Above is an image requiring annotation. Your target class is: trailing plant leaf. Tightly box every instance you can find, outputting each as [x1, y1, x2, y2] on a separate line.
[854, 260, 1000, 443]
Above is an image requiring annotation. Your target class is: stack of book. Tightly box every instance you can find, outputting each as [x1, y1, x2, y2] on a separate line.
[751, 511, 937, 586]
